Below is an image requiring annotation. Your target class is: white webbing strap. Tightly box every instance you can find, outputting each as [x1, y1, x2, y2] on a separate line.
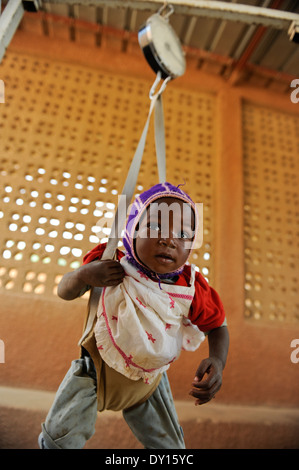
[155, 94, 166, 184]
[101, 72, 170, 261]
[78, 72, 170, 345]
[79, 285, 102, 347]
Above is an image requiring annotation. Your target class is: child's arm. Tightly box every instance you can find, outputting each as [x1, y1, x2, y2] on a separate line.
[57, 260, 125, 300]
[189, 325, 229, 405]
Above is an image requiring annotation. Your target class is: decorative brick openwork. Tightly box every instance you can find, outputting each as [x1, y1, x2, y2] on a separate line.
[0, 52, 216, 298]
[243, 102, 299, 324]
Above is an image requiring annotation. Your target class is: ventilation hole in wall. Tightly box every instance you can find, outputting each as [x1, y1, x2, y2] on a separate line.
[5, 280, 14, 290]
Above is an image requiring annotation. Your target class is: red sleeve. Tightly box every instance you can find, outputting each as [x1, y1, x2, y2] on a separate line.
[82, 242, 124, 265]
[189, 271, 226, 332]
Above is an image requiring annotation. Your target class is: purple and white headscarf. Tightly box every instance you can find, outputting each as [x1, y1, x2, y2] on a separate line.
[122, 182, 198, 280]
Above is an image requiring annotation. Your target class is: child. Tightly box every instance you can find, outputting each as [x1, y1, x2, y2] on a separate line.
[39, 182, 229, 449]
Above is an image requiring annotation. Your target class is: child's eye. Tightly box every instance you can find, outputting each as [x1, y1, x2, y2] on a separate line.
[148, 222, 160, 232]
[180, 231, 188, 239]
[178, 230, 192, 239]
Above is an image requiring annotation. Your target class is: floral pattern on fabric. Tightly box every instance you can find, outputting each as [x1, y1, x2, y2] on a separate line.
[94, 257, 205, 383]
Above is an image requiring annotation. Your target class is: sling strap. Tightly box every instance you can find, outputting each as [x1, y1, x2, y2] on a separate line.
[101, 72, 170, 261]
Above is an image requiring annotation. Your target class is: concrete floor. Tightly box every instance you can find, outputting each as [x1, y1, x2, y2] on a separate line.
[0, 386, 299, 449]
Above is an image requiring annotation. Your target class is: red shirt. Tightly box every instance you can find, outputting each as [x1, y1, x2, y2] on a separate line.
[83, 243, 226, 333]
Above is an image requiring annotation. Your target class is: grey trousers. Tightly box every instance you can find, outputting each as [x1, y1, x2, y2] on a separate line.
[39, 357, 185, 449]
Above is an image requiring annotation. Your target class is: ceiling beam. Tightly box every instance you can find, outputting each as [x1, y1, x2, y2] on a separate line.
[228, 0, 287, 85]
[43, 0, 299, 31]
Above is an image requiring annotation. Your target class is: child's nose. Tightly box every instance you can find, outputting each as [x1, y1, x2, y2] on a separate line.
[159, 234, 176, 247]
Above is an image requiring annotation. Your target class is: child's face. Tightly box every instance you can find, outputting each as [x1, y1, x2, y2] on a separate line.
[134, 197, 195, 274]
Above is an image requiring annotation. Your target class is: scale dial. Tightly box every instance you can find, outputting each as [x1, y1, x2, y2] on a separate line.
[139, 13, 186, 79]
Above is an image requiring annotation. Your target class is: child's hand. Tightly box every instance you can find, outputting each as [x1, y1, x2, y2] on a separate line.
[189, 357, 223, 406]
[57, 260, 125, 300]
[78, 260, 125, 287]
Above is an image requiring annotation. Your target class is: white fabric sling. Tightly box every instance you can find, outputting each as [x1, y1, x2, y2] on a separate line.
[94, 257, 205, 384]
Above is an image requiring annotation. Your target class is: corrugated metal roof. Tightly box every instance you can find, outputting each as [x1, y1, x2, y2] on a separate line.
[1, 0, 298, 87]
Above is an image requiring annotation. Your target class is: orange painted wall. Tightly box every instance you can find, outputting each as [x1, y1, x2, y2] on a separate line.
[0, 27, 299, 409]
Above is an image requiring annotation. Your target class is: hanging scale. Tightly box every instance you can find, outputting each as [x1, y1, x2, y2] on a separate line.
[138, 3, 186, 79]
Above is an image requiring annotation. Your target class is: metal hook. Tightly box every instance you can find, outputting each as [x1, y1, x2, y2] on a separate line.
[157, 3, 174, 21]
[149, 71, 171, 100]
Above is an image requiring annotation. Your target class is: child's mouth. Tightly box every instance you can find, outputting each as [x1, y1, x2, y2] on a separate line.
[155, 253, 175, 264]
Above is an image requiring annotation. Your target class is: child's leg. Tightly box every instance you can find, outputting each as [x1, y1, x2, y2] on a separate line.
[122, 372, 185, 449]
[38, 355, 98, 449]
